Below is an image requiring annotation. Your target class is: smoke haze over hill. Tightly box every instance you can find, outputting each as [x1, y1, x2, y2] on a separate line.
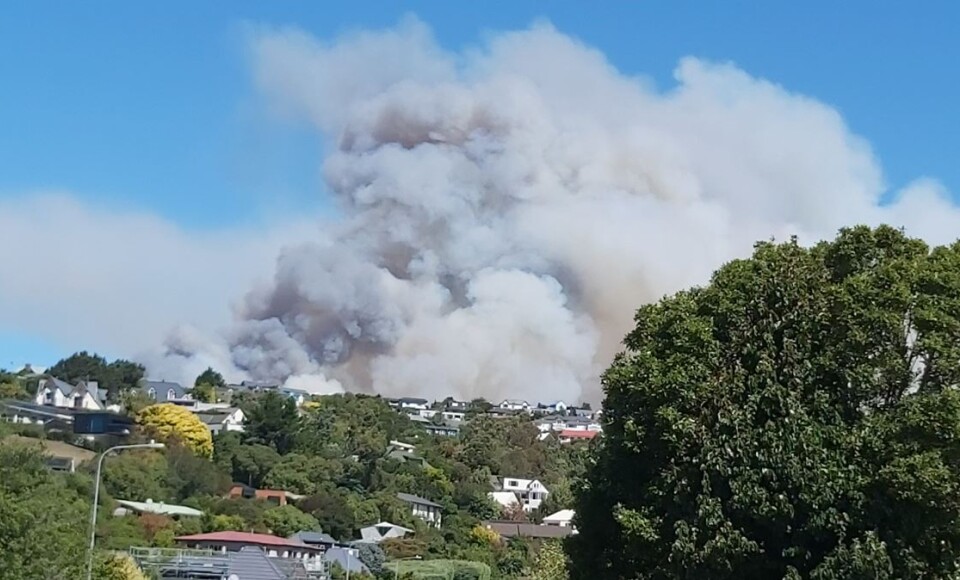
[14, 19, 957, 404]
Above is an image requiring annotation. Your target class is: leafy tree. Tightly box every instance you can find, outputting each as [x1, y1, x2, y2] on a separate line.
[101, 449, 170, 502]
[191, 383, 217, 403]
[137, 403, 213, 458]
[571, 226, 960, 578]
[244, 391, 302, 454]
[263, 453, 342, 495]
[357, 541, 386, 574]
[529, 540, 568, 580]
[0, 446, 88, 579]
[48, 351, 145, 399]
[262, 504, 320, 537]
[194, 367, 226, 389]
[232, 444, 281, 488]
[93, 552, 149, 580]
[0, 379, 27, 399]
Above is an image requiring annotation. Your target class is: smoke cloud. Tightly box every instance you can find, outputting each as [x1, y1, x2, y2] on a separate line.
[158, 19, 960, 403]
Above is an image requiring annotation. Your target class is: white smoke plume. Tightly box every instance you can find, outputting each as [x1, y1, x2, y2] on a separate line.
[158, 18, 960, 403]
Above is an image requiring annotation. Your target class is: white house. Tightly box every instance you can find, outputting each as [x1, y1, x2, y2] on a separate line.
[497, 477, 550, 512]
[441, 410, 465, 422]
[396, 397, 430, 411]
[498, 399, 530, 412]
[542, 509, 575, 527]
[195, 407, 246, 435]
[397, 492, 443, 528]
[536, 401, 568, 415]
[360, 522, 413, 543]
[35, 377, 106, 410]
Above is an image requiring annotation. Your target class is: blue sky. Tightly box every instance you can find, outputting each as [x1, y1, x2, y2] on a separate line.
[1, 1, 958, 369]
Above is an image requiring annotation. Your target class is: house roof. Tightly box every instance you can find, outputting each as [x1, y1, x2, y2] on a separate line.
[116, 499, 203, 517]
[499, 399, 529, 406]
[489, 491, 520, 507]
[397, 492, 441, 508]
[483, 521, 575, 539]
[289, 531, 337, 545]
[325, 547, 370, 574]
[560, 429, 599, 439]
[195, 408, 241, 425]
[43, 376, 75, 396]
[175, 531, 311, 549]
[398, 397, 429, 404]
[142, 380, 187, 401]
[543, 509, 575, 523]
[227, 546, 289, 580]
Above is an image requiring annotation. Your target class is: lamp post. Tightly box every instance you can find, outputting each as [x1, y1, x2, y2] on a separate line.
[85, 440, 165, 580]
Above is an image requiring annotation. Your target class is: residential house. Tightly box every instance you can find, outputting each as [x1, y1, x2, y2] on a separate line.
[397, 397, 430, 411]
[483, 407, 523, 420]
[482, 521, 575, 539]
[287, 531, 337, 554]
[195, 407, 246, 435]
[559, 429, 599, 444]
[324, 546, 370, 575]
[1, 400, 76, 428]
[137, 380, 194, 406]
[441, 410, 465, 422]
[113, 499, 203, 518]
[488, 491, 521, 510]
[228, 483, 303, 506]
[397, 492, 443, 528]
[174, 531, 325, 573]
[535, 401, 568, 415]
[360, 521, 413, 543]
[231, 381, 309, 407]
[439, 397, 469, 411]
[542, 509, 575, 527]
[494, 477, 550, 512]
[498, 399, 530, 412]
[34, 376, 106, 410]
[130, 545, 307, 580]
[385, 442, 429, 467]
[424, 422, 460, 437]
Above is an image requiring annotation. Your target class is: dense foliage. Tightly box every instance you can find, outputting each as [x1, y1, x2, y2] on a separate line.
[137, 403, 214, 458]
[572, 226, 960, 578]
[48, 351, 145, 400]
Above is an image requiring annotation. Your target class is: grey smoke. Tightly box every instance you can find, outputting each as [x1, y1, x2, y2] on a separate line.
[156, 18, 960, 403]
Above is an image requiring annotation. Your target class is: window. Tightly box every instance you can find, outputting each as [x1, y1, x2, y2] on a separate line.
[167, 388, 177, 400]
[74, 396, 84, 408]
[45, 391, 53, 403]
[506, 480, 517, 487]
[147, 388, 156, 400]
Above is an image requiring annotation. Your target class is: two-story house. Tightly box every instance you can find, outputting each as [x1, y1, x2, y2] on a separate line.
[397, 492, 442, 528]
[491, 477, 550, 512]
[34, 376, 106, 410]
[195, 407, 246, 435]
[498, 399, 530, 412]
[135, 380, 195, 407]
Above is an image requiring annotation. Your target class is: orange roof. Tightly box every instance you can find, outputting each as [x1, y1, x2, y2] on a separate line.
[559, 429, 598, 439]
[175, 531, 309, 549]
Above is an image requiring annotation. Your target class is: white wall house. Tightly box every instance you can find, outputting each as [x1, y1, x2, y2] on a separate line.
[498, 400, 530, 412]
[442, 410, 465, 422]
[196, 408, 246, 436]
[35, 377, 105, 411]
[543, 509, 575, 527]
[397, 397, 430, 411]
[397, 493, 442, 528]
[499, 477, 550, 512]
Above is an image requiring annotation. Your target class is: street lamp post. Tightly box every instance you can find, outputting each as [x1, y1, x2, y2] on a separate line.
[85, 440, 165, 580]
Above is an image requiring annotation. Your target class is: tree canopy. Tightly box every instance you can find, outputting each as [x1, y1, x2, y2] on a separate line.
[571, 226, 960, 578]
[47, 351, 145, 399]
[137, 403, 214, 458]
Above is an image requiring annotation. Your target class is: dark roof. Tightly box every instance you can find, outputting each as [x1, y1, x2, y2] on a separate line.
[483, 521, 574, 539]
[141, 380, 187, 402]
[289, 531, 337, 545]
[227, 546, 289, 580]
[325, 547, 370, 574]
[397, 492, 442, 508]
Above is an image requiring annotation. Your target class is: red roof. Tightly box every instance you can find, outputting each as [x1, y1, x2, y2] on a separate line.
[560, 429, 599, 439]
[175, 531, 309, 549]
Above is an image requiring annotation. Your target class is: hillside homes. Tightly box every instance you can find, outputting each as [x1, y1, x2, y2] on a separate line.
[489, 477, 550, 512]
[34, 376, 108, 410]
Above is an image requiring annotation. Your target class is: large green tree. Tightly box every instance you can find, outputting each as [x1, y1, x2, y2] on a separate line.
[571, 226, 960, 578]
[244, 391, 302, 454]
[0, 446, 89, 579]
[47, 351, 145, 399]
